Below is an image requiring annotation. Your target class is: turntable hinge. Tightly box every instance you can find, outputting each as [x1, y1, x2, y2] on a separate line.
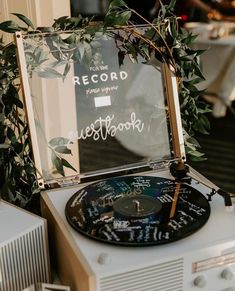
[148, 160, 175, 170]
[58, 178, 81, 187]
[44, 176, 81, 189]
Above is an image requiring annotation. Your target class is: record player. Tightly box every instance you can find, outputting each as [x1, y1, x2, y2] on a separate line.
[15, 27, 235, 291]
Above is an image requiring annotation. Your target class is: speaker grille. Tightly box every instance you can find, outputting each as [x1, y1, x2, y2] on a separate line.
[0, 224, 50, 291]
[99, 258, 184, 291]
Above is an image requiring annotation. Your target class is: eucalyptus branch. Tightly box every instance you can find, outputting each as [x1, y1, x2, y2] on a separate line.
[114, 24, 176, 69]
[116, 25, 163, 54]
[129, 8, 177, 69]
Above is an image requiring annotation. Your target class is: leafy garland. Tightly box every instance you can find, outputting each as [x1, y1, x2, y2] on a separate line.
[0, 0, 210, 210]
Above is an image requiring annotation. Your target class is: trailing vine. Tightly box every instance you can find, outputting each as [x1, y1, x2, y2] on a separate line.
[0, 0, 210, 210]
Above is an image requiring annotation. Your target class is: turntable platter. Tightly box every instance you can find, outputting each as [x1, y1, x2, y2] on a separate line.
[65, 176, 210, 246]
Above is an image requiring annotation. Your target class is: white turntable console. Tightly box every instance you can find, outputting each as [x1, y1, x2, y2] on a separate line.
[40, 169, 235, 291]
[15, 26, 235, 291]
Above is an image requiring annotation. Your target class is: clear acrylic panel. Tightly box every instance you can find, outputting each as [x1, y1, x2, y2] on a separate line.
[19, 28, 173, 183]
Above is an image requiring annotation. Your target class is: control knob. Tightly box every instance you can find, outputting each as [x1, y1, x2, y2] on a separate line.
[97, 253, 110, 265]
[193, 275, 207, 288]
[221, 268, 234, 280]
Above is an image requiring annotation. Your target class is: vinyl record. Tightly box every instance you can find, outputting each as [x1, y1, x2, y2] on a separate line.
[65, 176, 210, 246]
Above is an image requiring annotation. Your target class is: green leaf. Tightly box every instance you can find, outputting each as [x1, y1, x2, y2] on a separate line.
[193, 116, 210, 135]
[104, 10, 131, 26]
[109, 0, 128, 9]
[187, 136, 201, 148]
[185, 144, 196, 152]
[63, 33, 76, 44]
[159, 1, 166, 17]
[52, 16, 69, 26]
[118, 11, 132, 24]
[54, 146, 71, 155]
[72, 48, 81, 62]
[61, 158, 77, 172]
[187, 149, 205, 157]
[183, 81, 198, 92]
[13, 142, 23, 154]
[171, 20, 177, 39]
[49, 137, 70, 147]
[193, 63, 205, 79]
[24, 164, 36, 176]
[13, 97, 24, 109]
[63, 62, 71, 78]
[38, 68, 63, 79]
[90, 40, 102, 49]
[144, 28, 157, 40]
[188, 155, 206, 162]
[168, 0, 177, 10]
[25, 51, 36, 64]
[199, 114, 210, 131]
[186, 34, 198, 45]
[66, 17, 82, 29]
[194, 49, 206, 56]
[188, 77, 203, 85]
[126, 43, 137, 62]
[78, 42, 85, 60]
[51, 152, 64, 176]
[118, 50, 126, 66]
[104, 12, 118, 27]
[34, 47, 49, 65]
[0, 20, 21, 33]
[84, 43, 92, 64]
[54, 157, 65, 176]
[198, 107, 212, 114]
[12, 13, 34, 29]
[140, 45, 150, 59]
[37, 26, 54, 33]
[32, 187, 41, 195]
[7, 127, 17, 143]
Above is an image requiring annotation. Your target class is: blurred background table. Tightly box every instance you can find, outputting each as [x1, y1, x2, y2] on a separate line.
[186, 22, 235, 117]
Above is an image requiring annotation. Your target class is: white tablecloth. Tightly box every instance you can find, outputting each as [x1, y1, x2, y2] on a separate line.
[188, 23, 235, 117]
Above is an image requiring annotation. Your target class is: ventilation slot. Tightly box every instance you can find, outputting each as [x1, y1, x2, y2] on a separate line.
[99, 258, 184, 291]
[0, 225, 50, 291]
